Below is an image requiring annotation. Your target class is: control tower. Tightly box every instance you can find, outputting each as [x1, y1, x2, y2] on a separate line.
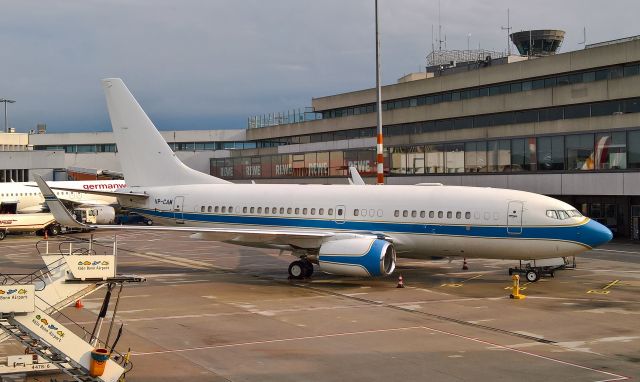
[510, 29, 565, 56]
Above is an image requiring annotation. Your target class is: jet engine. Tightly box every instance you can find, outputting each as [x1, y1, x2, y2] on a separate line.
[318, 237, 396, 277]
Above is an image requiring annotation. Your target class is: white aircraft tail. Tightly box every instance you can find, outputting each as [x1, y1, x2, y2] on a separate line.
[102, 78, 230, 187]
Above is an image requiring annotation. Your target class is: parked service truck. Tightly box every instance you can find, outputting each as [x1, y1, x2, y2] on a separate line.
[73, 206, 116, 225]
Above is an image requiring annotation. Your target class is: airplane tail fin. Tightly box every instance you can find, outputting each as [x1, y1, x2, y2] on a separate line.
[102, 78, 230, 187]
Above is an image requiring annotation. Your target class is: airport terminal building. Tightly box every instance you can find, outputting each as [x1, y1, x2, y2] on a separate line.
[11, 35, 640, 238]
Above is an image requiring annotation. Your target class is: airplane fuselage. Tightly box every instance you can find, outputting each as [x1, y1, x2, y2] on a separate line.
[118, 183, 612, 261]
[0, 180, 125, 213]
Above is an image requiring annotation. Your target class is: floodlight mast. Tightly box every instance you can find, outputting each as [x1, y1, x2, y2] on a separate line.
[375, 0, 384, 185]
[0, 99, 16, 133]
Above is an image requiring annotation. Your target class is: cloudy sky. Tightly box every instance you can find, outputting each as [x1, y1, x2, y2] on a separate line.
[1, 0, 638, 133]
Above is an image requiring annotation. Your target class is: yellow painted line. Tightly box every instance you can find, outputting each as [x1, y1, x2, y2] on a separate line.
[441, 274, 482, 288]
[602, 280, 620, 290]
[586, 280, 621, 295]
[587, 290, 610, 295]
[505, 281, 530, 291]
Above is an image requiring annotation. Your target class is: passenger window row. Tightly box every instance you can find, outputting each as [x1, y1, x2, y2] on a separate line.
[199, 205, 335, 217]
[352, 209, 384, 218]
[0, 192, 72, 197]
[1, 192, 41, 197]
[393, 209, 472, 220]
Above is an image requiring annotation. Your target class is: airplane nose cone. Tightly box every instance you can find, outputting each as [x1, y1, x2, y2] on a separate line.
[582, 219, 613, 248]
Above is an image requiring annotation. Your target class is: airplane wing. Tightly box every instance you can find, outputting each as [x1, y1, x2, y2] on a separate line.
[47, 186, 148, 200]
[26, 183, 149, 200]
[34, 176, 333, 248]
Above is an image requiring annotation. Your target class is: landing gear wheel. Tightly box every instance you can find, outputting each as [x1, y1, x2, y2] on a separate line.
[525, 270, 540, 282]
[48, 225, 61, 236]
[288, 260, 305, 280]
[302, 260, 314, 278]
[0, 230, 5, 241]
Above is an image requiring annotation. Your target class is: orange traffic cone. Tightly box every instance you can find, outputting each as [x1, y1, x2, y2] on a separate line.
[43, 230, 48, 240]
[75, 299, 84, 309]
[462, 258, 469, 270]
[396, 275, 405, 288]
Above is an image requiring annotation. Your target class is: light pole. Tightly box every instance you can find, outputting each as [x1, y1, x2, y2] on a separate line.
[375, 0, 384, 185]
[0, 99, 16, 133]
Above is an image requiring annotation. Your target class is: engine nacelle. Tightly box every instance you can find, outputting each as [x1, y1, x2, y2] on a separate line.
[318, 238, 396, 277]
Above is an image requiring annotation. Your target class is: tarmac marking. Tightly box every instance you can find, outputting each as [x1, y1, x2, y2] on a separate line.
[587, 270, 640, 274]
[418, 326, 629, 382]
[164, 280, 211, 285]
[131, 326, 425, 355]
[525, 296, 640, 304]
[63, 304, 374, 325]
[81, 294, 151, 302]
[592, 248, 640, 255]
[441, 274, 482, 288]
[505, 281, 532, 291]
[130, 325, 630, 380]
[587, 280, 622, 295]
[125, 251, 216, 270]
[396, 297, 504, 306]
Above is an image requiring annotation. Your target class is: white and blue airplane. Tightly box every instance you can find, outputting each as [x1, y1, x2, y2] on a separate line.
[37, 78, 613, 282]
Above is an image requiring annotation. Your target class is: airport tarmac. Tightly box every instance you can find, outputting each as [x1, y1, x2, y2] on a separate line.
[1, 232, 639, 381]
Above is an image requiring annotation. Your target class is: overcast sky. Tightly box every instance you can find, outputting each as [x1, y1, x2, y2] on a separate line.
[1, 0, 638, 133]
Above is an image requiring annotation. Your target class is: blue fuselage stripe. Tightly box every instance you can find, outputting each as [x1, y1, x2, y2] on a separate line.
[131, 208, 595, 247]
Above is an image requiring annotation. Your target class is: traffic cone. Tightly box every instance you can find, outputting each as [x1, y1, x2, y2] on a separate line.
[43, 229, 48, 240]
[75, 299, 84, 309]
[396, 275, 405, 288]
[462, 258, 469, 270]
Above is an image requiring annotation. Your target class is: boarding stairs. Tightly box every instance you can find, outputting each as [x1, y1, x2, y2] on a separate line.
[0, 314, 105, 382]
[0, 237, 142, 382]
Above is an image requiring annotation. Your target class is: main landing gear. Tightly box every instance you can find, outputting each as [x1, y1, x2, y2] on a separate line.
[288, 258, 314, 279]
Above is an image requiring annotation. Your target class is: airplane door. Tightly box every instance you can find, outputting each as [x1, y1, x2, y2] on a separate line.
[334, 205, 346, 224]
[173, 196, 185, 224]
[507, 201, 523, 234]
[0, 202, 17, 214]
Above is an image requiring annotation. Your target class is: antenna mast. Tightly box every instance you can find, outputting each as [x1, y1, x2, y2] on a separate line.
[578, 26, 587, 48]
[501, 8, 512, 55]
[438, 0, 444, 51]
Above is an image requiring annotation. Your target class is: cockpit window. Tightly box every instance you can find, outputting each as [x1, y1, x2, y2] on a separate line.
[547, 209, 582, 220]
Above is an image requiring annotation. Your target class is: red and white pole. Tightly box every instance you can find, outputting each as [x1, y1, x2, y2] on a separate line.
[375, 0, 384, 185]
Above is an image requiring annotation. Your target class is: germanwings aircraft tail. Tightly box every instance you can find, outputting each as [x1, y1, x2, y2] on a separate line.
[102, 78, 230, 187]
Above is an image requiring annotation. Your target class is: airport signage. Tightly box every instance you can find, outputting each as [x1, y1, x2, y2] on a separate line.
[82, 183, 127, 190]
[65, 255, 116, 280]
[0, 284, 35, 313]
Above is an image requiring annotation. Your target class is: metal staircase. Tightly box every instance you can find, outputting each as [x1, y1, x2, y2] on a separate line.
[0, 237, 141, 382]
[0, 315, 100, 382]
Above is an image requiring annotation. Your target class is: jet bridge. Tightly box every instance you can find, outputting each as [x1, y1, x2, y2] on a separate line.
[0, 237, 144, 382]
